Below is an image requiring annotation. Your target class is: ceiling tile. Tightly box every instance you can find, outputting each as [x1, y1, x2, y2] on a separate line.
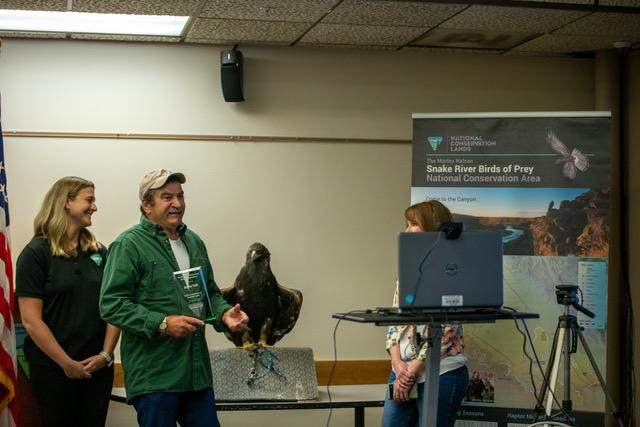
[322, 0, 466, 27]
[1, 0, 635, 55]
[512, 33, 625, 52]
[70, 33, 181, 42]
[72, 0, 202, 16]
[413, 27, 537, 49]
[188, 18, 310, 43]
[440, 5, 590, 32]
[185, 38, 290, 46]
[509, 0, 594, 4]
[296, 43, 396, 50]
[594, 0, 640, 5]
[506, 50, 567, 57]
[200, 0, 340, 22]
[323, 0, 465, 26]
[0, 0, 66, 11]
[555, 12, 640, 40]
[0, 30, 66, 38]
[300, 23, 428, 46]
[402, 45, 504, 54]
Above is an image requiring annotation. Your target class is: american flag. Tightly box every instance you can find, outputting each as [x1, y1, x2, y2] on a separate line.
[0, 99, 18, 426]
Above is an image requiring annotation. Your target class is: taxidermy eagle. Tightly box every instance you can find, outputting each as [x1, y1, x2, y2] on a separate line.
[221, 243, 303, 349]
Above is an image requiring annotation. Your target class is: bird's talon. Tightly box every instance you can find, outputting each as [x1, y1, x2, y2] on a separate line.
[241, 342, 257, 351]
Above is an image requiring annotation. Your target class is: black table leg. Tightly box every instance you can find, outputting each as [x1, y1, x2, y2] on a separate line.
[355, 407, 364, 427]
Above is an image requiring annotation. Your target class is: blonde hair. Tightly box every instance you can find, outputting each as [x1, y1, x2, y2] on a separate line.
[33, 176, 99, 257]
[404, 200, 453, 232]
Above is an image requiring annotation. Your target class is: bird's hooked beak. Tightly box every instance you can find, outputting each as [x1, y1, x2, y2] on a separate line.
[250, 250, 258, 260]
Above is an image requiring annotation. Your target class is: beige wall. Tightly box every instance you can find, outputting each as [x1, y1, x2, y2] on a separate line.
[0, 39, 597, 426]
[1, 40, 594, 139]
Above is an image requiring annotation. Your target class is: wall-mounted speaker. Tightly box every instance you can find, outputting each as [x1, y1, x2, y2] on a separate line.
[220, 48, 244, 102]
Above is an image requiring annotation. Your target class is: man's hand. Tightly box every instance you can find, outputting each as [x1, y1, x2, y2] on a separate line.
[165, 315, 205, 337]
[222, 304, 249, 332]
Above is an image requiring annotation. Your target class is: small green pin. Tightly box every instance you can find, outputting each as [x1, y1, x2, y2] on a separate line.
[90, 253, 103, 267]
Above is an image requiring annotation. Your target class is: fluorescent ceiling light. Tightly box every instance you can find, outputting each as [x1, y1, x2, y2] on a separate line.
[0, 9, 188, 36]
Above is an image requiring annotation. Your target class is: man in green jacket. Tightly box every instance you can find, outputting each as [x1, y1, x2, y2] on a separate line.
[100, 169, 249, 427]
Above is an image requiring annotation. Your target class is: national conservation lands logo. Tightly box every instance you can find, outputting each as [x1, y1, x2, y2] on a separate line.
[90, 253, 103, 266]
[427, 136, 443, 151]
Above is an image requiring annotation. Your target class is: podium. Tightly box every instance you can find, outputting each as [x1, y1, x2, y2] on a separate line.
[333, 308, 539, 427]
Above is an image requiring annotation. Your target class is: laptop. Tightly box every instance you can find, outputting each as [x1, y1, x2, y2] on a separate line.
[397, 230, 503, 313]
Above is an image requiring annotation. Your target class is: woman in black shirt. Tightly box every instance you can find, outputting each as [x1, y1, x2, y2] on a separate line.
[16, 176, 120, 427]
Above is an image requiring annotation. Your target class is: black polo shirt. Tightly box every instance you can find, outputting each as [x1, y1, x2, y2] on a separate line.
[16, 236, 108, 367]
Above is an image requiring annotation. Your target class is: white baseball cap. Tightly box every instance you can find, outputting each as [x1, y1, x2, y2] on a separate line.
[138, 169, 186, 201]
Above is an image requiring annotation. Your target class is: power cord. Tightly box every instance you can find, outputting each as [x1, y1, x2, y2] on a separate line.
[622, 282, 635, 427]
[576, 287, 585, 309]
[408, 232, 443, 308]
[326, 310, 369, 427]
[503, 306, 573, 422]
[328, 308, 580, 426]
[527, 422, 574, 427]
[620, 48, 634, 427]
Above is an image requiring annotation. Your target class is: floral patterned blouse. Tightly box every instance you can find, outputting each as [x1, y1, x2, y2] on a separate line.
[385, 281, 465, 363]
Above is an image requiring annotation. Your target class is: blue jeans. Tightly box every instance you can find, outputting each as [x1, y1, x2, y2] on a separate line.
[131, 388, 221, 427]
[381, 366, 469, 427]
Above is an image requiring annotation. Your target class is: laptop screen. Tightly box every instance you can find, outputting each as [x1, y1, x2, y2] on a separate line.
[398, 230, 503, 311]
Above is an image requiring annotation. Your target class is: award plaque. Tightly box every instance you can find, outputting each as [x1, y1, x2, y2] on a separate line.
[173, 266, 216, 322]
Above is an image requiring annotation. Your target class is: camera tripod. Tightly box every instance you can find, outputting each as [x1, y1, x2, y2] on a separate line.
[533, 285, 623, 427]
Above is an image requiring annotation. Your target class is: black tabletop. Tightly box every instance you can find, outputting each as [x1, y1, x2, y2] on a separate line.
[332, 308, 539, 325]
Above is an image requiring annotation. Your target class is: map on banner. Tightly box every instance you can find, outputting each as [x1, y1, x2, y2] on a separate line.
[411, 113, 610, 423]
[465, 256, 606, 411]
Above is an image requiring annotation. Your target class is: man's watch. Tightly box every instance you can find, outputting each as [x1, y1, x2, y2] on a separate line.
[158, 317, 168, 335]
